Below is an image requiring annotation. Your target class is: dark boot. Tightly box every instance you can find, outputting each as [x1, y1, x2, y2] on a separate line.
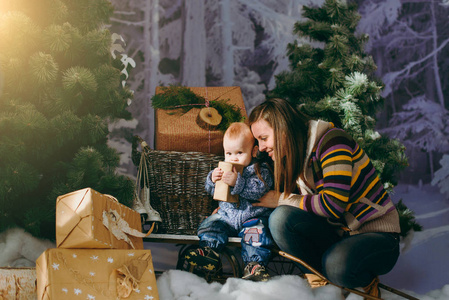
[184, 246, 220, 271]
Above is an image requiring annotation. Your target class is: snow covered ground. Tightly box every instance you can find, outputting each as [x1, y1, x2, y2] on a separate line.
[380, 184, 449, 295]
[146, 183, 449, 299]
[156, 269, 449, 300]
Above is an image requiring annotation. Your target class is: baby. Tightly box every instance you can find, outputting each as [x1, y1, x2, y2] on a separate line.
[185, 122, 274, 281]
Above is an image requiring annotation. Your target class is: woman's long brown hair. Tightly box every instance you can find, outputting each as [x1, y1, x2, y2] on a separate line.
[249, 98, 310, 197]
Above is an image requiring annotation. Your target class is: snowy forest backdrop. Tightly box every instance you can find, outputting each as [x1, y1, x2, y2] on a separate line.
[106, 0, 449, 295]
[108, 0, 449, 186]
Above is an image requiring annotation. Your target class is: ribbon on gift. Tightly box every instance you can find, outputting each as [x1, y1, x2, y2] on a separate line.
[205, 88, 211, 152]
[112, 253, 152, 299]
[102, 209, 155, 249]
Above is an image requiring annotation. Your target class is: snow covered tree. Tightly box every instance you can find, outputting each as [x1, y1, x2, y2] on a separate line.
[382, 96, 449, 178]
[0, 0, 135, 240]
[355, 0, 449, 184]
[357, 0, 449, 112]
[432, 154, 449, 199]
[269, 0, 408, 189]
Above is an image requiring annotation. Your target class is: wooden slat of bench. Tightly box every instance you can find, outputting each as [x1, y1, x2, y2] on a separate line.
[144, 234, 242, 247]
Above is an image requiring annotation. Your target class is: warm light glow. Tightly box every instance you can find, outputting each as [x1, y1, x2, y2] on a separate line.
[0, 69, 3, 98]
[0, 4, 5, 97]
[0, 1, 11, 17]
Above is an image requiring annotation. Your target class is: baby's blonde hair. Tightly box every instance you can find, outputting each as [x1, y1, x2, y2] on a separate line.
[224, 122, 254, 144]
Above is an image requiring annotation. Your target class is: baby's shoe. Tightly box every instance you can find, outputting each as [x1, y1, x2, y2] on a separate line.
[184, 246, 220, 271]
[242, 261, 270, 282]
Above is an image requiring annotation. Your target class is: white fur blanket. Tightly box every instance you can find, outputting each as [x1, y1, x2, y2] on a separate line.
[0, 227, 54, 267]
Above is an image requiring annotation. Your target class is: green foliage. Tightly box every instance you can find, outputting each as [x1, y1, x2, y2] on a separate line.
[209, 100, 245, 132]
[0, 0, 134, 239]
[151, 85, 205, 113]
[396, 200, 423, 237]
[269, 0, 408, 188]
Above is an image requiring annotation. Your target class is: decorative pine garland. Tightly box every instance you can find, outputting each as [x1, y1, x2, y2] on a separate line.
[151, 85, 245, 132]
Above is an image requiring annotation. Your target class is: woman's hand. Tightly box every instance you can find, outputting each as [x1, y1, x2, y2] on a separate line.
[252, 190, 279, 208]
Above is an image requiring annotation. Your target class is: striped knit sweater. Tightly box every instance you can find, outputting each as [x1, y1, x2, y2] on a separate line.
[279, 120, 401, 235]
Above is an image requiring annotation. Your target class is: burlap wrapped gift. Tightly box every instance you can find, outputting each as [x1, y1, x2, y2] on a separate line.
[36, 248, 159, 300]
[56, 188, 146, 249]
[154, 86, 247, 155]
[0, 267, 36, 299]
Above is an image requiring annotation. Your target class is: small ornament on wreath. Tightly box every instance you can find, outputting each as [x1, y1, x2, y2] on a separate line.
[196, 107, 222, 130]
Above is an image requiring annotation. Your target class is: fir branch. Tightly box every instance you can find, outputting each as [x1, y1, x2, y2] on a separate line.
[210, 99, 246, 132]
[43, 24, 71, 53]
[62, 66, 98, 93]
[345, 72, 368, 96]
[151, 85, 205, 113]
[29, 52, 59, 86]
[396, 199, 423, 237]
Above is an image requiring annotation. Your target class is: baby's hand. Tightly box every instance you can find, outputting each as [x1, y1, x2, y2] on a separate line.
[211, 167, 223, 183]
[221, 166, 238, 187]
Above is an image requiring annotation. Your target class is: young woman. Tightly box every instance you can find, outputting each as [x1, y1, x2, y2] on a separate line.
[249, 98, 400, 298]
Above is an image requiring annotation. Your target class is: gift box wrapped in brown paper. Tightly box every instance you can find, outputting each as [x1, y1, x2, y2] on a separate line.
[36, 248, 159, 300]
[154, 86, 247, 155]
[56, 188, 144, 249]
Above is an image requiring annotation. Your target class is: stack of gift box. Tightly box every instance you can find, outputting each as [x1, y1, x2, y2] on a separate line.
[36, 187, 159, 300]
[34, 86, 247, 299]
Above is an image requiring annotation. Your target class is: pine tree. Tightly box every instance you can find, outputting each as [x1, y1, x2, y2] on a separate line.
[269, 0, 407, 189]
[0, 0, 135, 240]
[268, 0, 418, 236]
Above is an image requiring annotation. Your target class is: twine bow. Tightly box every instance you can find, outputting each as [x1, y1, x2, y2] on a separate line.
[113, 253, 151, 298]
[205, 87, 211, 152]
[102, 209, 154, 249]
[116, 265, 138, 298]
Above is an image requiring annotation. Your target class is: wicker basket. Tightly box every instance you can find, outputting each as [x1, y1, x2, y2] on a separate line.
[133, 136, 223, 235]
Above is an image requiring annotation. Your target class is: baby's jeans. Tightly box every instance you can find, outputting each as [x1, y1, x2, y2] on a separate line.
[198, 213, 273, 266]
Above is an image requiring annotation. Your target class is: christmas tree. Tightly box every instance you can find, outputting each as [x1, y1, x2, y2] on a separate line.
[0, 0, 135, 240]
[269, 0, 420, 235]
